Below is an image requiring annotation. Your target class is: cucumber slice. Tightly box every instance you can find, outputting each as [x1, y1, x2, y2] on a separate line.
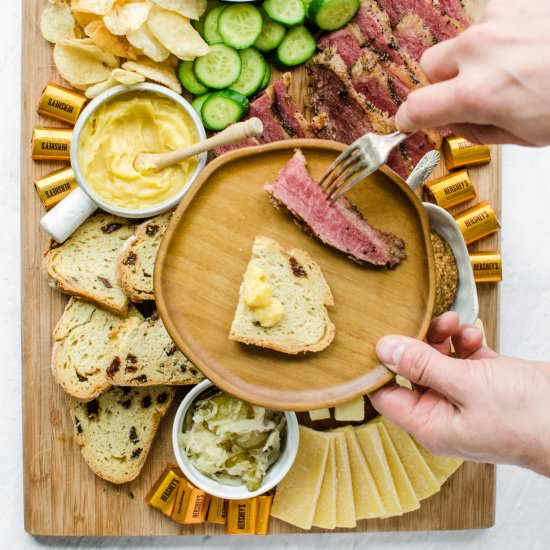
[201, 90, 249, 130]
[229, 48, 267, 97]
[193, 44, 241, 89]
[276, 25, 316, 67]
[308, 0, 359, 31]
[178, 60, 209, 95]
[192, 93, 212, 116]
[203, 5, 224, 44]
[218, 5, 263, 50]
[254, 9, 286, 52]
[260, 61, 271, 90]
[262, 0, 305, 26]
[192, 0, 222, 37]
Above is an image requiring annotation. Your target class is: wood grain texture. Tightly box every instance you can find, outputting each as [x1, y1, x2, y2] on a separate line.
[22, 0, 497, 536]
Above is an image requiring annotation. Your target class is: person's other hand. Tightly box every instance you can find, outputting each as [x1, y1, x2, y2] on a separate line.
[370, 312, 550, 476]
[395, 0, 550, 146]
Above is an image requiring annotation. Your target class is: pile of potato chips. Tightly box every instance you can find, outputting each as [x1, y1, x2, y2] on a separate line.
[41, 0, 209, 97]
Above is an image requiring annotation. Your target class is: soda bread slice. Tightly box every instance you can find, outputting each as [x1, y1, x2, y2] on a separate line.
[44, 213, 137, 316]
[52, 298, 142, 401]
[70, 385, 175, 484]
[117, 211, 173, 303]
[229, 236, 335, 354]
[107, 313, 204, 386]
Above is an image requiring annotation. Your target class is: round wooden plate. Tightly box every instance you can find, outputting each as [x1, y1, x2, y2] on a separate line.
[156, 140, 435, 411]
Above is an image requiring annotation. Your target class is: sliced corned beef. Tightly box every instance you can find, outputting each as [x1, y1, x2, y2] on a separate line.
[387, 146, 413, 179]
[318, 27, 363, 68]
[265, 149, 405, 268]
[250, 90, 289, 143]
[393, 13, 436, 60]
[272, 74, 312, 138]
[433, 0, 471, 26]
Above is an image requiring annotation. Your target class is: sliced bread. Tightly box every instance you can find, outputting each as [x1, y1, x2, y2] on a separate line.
[44, 213, 137, 316]
[52, 298, 142, 401]
[229, 236, 335, 354]
[117, 211, 173, 302]
[70, 385, 175, 484]
[107, 313, 204, 386]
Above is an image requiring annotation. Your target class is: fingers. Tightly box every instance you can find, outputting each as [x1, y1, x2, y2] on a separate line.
[376, 335, 467, 403]
[427, 311, 460, 355]
[452, 326, 484, 358]
[420, 39, 459, 83]
[447, 123, 534, 146]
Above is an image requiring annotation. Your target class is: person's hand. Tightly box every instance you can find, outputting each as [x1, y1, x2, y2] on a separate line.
[395, 0, 550, 146]
[370, 312, 550, 476]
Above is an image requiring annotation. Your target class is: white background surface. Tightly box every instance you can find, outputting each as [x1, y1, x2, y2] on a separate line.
[2, 2, 550, 548]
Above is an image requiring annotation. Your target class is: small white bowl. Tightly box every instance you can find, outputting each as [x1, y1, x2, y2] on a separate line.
[424, 203, 479, 324]
[172, 380, 299, 500]
[41, 83, 207, 243]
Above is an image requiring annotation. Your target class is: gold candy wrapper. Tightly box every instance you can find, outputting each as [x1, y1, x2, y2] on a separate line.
[145, 464, 184, 517]
[443, 136, 491, 170]
[37, 83, 87, 125]
[255, 495, 273, 536]
[171, 479, 211, 524]
[470, 252, 502, 283]
[454, 201, 500, 244]
[226, 499, 259, 535]
[34, 167, 78, 210]
[32, 127, 72, 161]
[207, 496, 228, 524]
[424, 169, 476, 210]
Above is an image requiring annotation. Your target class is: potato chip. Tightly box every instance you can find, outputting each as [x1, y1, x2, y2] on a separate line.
[72, 10, 101, 28]
[127, 22, 170, 62]
[54, 38, 119, 87]
[103, 2, 152, 36]
[147, 6, 208, 60]
[70, 0, 116, 15]
[122, 58, 182, 93]
[41, 3, 76, 43]
[85, 68, 145, 98]
[85, 20, 139, 60]
[151, 0, 206, 21]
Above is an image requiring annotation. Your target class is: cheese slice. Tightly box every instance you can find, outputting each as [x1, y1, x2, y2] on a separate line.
[309, 408, 331, 421]
[271, 426, 330, 530]
[413, 439, 464, 485]
[333, 431, 356, 528]
[340, 426, 385, 519]
[312, 436, 337, 529]
[374, 423, 420, 515]
[334, 397, 364, 422]
[377, 418, 440, 499]
[354, 424, 402, 517]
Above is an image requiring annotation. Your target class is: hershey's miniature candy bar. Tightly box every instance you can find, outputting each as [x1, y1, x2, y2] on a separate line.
[443, 136, 491, 170]
[424, 169, 476, 210]
[255, 494, 273, 535]
[37, 82, 87, 125]
[226, 498, 258, 535]
[32, 127, 72, 161]
[207, 496, 228, 524]
[34, 167, 78, 210]
[171, 478, 210, 524]
[454, 201, 500, 244]
[470, 252, 502, 283]
[145, 464, 184, 517]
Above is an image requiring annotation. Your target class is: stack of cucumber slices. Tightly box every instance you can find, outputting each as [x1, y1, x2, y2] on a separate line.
[183, 0, 359, 130]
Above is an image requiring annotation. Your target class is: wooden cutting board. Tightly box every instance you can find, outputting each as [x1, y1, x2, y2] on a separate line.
[21, 0, 497, 536]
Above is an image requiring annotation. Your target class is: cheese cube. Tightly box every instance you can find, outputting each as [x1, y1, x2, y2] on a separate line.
[334, 397, 364, 422]
[308, 408, 331, 422]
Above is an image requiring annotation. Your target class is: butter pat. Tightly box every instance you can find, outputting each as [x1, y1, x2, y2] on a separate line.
[334, 397, 364, 422]
[243, 263, 285, 328]
[308, 408, 331, 422]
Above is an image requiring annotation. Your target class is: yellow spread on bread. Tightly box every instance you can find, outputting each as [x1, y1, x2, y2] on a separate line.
[243, 263, 285, 328]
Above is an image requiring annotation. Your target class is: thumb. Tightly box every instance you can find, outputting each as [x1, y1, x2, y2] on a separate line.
[376, 336, 468, 403]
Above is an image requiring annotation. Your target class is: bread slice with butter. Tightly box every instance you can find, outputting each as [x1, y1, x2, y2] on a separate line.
[106, 313, 204, 386]
[117, 211, 173, 303]
[44, 213, 137, 316]
[52, 298, 142, 402]
[229, 236, 335, 354]
[70, 385, 175, 484]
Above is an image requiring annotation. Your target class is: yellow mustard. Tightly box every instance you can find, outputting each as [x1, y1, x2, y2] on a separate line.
[244, 264, 284, 328]
[78, 91, 199, 210]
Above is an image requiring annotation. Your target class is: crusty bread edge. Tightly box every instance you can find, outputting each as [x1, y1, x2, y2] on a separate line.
[116, 233, 155, 303]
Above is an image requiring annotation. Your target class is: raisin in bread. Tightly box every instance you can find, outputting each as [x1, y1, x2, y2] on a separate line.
[70, 386, 175, 484]
[52, 298, 143, 401]
[107, 313, 203, 386]
[117, 211, 173, 303]
[229, 236, 335, 354]
[44, 213, 137, 316]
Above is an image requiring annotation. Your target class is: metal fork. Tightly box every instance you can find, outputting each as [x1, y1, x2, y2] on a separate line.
[319, 131, 410, 202]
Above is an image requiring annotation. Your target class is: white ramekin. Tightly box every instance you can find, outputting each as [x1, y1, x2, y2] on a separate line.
[40, 83, 207, 243]
[172, 379, 299, 500]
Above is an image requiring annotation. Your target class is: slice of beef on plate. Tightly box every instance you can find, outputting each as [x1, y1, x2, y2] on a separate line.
[265, 149, 405, 268]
